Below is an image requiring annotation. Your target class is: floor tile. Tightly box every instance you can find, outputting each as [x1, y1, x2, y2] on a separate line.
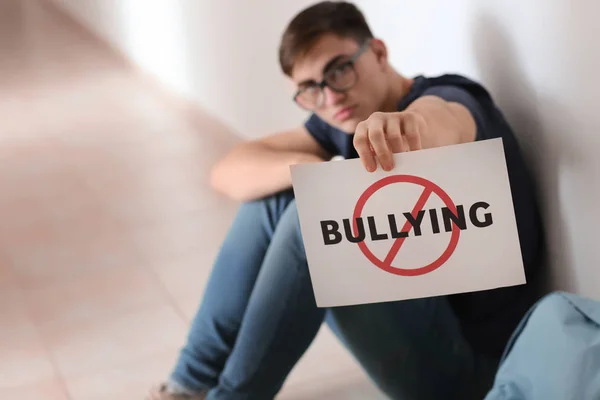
[0, 379, 70, 400]
[22, 263, 170, 326]
[64, 348, 179, 400]
[7, 212, 141, 286]
[131, 202, 238, 264]
[148, 249, 215, 322]
[143, 206, 240, 322]
[40, 304, 188, 379]
[0, 251, 17, 289]
[280, 326, 362, 389]
[0, 337, 58, 389]
[0, 290, 57, 388]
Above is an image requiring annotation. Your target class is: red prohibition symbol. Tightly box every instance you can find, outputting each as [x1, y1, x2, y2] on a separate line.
[352, 175, 461, 277]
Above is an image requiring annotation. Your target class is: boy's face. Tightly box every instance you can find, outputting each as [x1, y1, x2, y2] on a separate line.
[290, 34, 390, 134]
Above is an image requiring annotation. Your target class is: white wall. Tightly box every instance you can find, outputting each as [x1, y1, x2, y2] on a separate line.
[51, 0, 192, 98]
[52, 0, 314, 138]
[53, 0, 600, 299]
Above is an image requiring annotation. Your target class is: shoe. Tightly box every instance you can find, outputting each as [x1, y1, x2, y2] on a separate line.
[147, 383, 207, 400]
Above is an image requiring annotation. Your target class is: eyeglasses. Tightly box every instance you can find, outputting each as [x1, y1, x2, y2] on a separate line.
[293, 40, 371, 110]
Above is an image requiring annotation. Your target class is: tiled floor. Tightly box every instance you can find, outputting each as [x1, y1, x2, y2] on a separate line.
[0, 0, 386, 398]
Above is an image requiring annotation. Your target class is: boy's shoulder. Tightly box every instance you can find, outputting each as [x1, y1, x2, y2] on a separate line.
[403, 74, 496, 108]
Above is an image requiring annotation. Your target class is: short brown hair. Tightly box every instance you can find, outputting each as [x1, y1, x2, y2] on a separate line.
[278, 1, 374, 76]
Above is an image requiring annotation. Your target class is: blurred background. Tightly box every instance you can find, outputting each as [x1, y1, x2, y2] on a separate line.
[1, 0, 599, 398]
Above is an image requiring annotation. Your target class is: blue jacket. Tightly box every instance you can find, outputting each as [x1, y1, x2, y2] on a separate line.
[485, 291, 600, 400]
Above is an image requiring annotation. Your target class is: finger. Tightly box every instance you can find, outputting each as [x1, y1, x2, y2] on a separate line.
[354, 121, 377, 172]
[401, 112, 423, 151]
[367, 116, 394, 171]
[385, 117, 406, 154]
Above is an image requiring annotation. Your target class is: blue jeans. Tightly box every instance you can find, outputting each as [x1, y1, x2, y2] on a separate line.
[170, 190, 498, 399]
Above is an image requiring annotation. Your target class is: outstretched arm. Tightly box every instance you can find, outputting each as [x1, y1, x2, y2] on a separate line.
[353, 87, 480, 172]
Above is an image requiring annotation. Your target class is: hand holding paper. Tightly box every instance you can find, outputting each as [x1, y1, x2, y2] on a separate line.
[352, 98, 477, 172]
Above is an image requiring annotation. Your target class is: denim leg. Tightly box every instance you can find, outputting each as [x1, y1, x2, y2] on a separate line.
[170, 188, 496, 399]
[328, 297, 499, 400]
[169, 190, 295, 393]
[207, 199, 326, 400]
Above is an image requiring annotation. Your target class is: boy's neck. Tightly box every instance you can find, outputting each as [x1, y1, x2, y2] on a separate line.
[381, 72, 414, 112]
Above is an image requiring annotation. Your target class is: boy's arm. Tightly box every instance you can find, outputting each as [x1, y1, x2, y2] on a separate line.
[210, 126, 331, 202]
[353, 87, 480, 172]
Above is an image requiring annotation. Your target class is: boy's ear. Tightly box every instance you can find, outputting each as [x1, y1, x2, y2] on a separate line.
[370, 38, 389, 66]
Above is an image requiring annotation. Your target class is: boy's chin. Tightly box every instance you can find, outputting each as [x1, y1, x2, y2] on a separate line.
[334, 118, 362, 134]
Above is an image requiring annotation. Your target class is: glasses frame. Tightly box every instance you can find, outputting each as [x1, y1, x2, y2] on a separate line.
[293, 39, 372, 110]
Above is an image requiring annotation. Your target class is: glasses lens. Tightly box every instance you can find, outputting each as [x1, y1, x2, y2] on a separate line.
[325, 63, 357, 91]
[295, 85, 322, 109]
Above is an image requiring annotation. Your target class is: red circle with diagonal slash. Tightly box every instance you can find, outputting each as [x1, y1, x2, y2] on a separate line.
[352, 175, 460, 276]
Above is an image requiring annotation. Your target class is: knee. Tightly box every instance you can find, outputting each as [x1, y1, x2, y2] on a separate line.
[255, 189, 294, 205]
[234, 190, 296, 232]
[238, 190, 292, 213]
[527, 292, 576, 323]
[270, 200, 306, 257]
[277, 200, 301, 231]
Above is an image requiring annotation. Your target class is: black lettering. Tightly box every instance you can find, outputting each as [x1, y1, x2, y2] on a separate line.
[403, 210, 426, 236]
[442, 205, 467, 232]
[320, 220, 342, 245]
[429, 209, 441, 234]
[388, 214, 408, 238]
[470, 202, 493, 227]
[368, 216, 389, 241]
[342, 218, 366, 243]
